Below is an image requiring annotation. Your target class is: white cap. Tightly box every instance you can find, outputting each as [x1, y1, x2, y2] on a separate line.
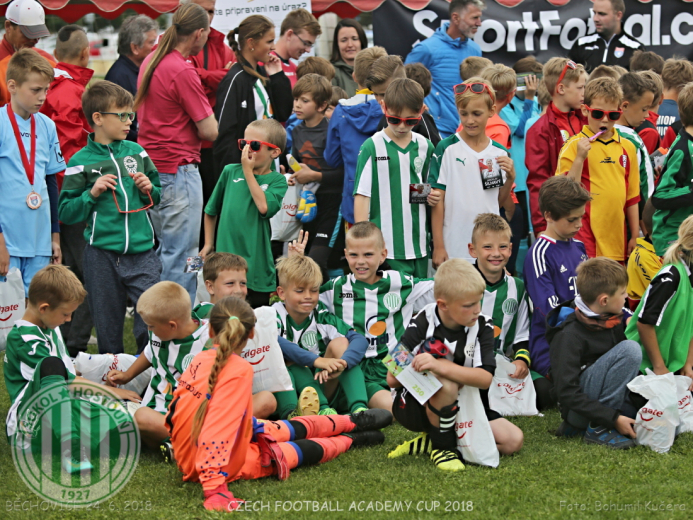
[6, 0, 50, 40]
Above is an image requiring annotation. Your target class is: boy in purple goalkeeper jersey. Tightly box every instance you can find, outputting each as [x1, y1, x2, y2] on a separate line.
[524, 176, 590, 409]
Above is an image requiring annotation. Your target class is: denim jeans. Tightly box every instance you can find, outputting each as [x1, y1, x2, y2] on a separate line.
[149, 164, 202, 303]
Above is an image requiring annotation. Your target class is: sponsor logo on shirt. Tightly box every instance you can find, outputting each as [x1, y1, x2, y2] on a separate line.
[340, 292, 354, 298]
[456, 157, 466, 166]
[600, 156, 615, 164]
[233, 178, 245, 183]
[375, 156, 390, 162]
[151, 339, 161, 348]
[560, 265, 567, 273]
[365, 315, 389, 347]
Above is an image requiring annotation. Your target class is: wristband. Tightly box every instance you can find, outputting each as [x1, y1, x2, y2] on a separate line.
[514, 349, 531, 367]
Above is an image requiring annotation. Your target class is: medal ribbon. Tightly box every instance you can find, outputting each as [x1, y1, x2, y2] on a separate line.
[7, 104, 36, 186]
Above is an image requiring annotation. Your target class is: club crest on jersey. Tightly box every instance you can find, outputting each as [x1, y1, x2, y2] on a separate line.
[301, 331, 318, 349]
[383, 292, 402, 311]
[260, 184, 269, 192]
[560, 130, 569, 142]
[502, 298, 519, 316]
[464, 340, 476, 360]
[614, 47, 625, 58]
[620, 154, 628, 168]
[181, 352, 195, 372]
[414, 157, 424, 174]
[123, 156, 138, 175]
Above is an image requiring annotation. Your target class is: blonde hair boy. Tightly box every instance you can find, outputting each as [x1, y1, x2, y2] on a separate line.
[136, 281, 192, 324]
[455, 76, 495, 110]
[434, 258, 485, 302]
[276, 255, 322, 289]
[480, 63, 516, 104]
[353, 46, 388, 89]
[460, 56, 492, 81]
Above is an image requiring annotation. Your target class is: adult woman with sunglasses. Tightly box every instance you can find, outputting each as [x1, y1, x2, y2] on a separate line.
[134, 3, 218, 304]
[330, 19, 368, 98]
[213, 15, 293, 174]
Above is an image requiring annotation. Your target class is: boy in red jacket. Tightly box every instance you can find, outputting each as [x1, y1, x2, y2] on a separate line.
[525, 58, 587, 236]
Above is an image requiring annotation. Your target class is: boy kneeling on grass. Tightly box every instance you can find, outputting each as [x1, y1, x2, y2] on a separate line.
[547, 257, 640, 449]
[388, 259, 523, 471]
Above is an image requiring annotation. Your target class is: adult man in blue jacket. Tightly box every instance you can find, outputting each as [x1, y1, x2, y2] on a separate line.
[405, 0, 484, 138]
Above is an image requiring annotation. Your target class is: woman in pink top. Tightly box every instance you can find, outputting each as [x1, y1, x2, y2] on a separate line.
[134, 3, 218, 303]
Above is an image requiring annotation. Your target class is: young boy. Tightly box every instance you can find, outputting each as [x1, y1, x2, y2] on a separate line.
[657, 58, 693, 139]
[201, 119, 288, 308]
[325, 46, 387, 226]
[615, 72, 656, 206]
[468, 214, 531, 378]
[4, 265, 139, 471]
[59, 81, 161, 355]
[290, 74, 344, 282]
[320, 222, 435, 411]
[547, 258, 639, 448]
[40, 25, 92, 169]
[404, 62, 441, 147]
[354, 78, 436, 277]
[460, 56, 492, 81]
[650, 82, 693, 257]
[389, 259, 523, 471]
[0, 49, 64, 294]
[479, 64, 517, 149]
[430, 78, 515, 266]
[525, 57, 587, 236]
[40, 25, 93, 358]
[523, 176, 590, 389]
[273, 255, 370, 416]
[107, 281, 209, 449]
[271, 8, 321, 88]
[558, 77, 640, 262]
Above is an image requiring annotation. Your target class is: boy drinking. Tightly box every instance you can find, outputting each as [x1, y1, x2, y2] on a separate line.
[354, 78, 437, 277]
[201, 119, 288, 308]
[0, 49, 65, 293]
[59, 81, 161, 355]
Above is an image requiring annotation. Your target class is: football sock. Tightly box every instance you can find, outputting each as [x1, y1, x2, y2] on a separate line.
[337, 365, 369, 413]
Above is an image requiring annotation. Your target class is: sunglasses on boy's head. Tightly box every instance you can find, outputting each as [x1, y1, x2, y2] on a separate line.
[237, 139, 280, 151]
[385, 113, 422, 126]
[583, 106, 622, 121]
[99, 111, 135, 123]
[555, 60, 577, 94]
[453, 82, 495, 102]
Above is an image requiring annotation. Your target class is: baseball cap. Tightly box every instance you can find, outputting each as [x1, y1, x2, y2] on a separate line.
[6, 0, 50, 40]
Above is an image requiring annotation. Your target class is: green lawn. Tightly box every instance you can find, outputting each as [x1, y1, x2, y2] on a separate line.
[1, 320, 691, 519]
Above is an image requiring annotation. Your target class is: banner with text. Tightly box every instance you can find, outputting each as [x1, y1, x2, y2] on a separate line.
[373, 0, 693, 65]
[211, 0, 312, 37]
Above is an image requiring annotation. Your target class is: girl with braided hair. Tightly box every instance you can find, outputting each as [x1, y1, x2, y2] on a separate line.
[166, 296, 393, 511]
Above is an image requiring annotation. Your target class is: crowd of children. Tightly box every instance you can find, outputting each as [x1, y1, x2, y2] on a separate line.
[3, 5, 693, 511]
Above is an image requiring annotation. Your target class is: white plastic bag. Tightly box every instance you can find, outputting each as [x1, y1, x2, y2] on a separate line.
[627, 370, 679, 453]
[455, 385, 499, 468]
[675, 375, 693, 435]
[270, 175, 302, 242]
[241, 306, 293, 393]
[0, 268, 25, 351]
[488, 354, 539, 416]
[74, 352, 153, 396]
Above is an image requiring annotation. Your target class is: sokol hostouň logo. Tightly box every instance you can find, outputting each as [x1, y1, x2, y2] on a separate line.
[11, 381, 140, 507]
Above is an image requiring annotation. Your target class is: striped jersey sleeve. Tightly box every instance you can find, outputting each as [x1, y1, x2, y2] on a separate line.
[637, 265, 681, 326]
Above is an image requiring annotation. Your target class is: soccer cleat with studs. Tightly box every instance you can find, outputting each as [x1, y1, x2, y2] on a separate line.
[388, 432, 432, 458]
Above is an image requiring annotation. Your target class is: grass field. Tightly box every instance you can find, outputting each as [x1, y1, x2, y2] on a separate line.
[1, 320, 691, 519]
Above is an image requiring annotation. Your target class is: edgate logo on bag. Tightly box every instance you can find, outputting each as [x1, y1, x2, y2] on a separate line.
[497, 381, 526, 395]
[282, 202, 297, 217]
[639, 407, 663, 421]
[679, 394, 691, 411]
[456, 421, 473, 441]
[0, 303, 19, 321]
[243, 344, 271, 365]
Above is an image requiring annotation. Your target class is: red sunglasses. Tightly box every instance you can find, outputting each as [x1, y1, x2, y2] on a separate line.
[583, 106, 622, 121]
[555, 60, 577, 94]
[238, 139, 279, 151]
[453, 82, 495, 102]
[112, 189, 153, 214]
[385, 113, 422, 127]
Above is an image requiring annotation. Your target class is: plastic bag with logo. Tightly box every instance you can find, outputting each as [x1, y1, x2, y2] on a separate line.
[241, 306, 293, 393]
[0, 268, 25, 351]
[627, 370, 680, 453]
[488, 354, 538, 416]
[675, 375, 693, 435]
[455, 384, 499, 467]
[74, 352, 153, 395]
[270, 174, 302, 242]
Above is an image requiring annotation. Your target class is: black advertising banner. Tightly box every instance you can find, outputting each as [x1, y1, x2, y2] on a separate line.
[373, 0, 693, 65]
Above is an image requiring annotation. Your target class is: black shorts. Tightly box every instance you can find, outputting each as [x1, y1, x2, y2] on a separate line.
[304, 192, 342, 249]
[392, 388, 501, 432]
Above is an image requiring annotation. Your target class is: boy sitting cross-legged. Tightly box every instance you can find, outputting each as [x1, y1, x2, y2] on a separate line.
[389, 259, 523, 471]
[320, 222, 436, 411]
[106, 281, 209, 449]
[274, 255, 371, 416]
[547, 257, 640, 449]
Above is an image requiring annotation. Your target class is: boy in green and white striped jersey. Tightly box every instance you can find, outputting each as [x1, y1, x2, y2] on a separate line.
[320, 223, 435, 412]
[107, 281, 209, 448]
[274, 255, 370, 415]
[353, 78, 439, 278]
[468, 214, 531, 378]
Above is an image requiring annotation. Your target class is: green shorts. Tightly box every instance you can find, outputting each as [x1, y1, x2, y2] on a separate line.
[361, 357, 389, 402]
[386, 257, 429, 279]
